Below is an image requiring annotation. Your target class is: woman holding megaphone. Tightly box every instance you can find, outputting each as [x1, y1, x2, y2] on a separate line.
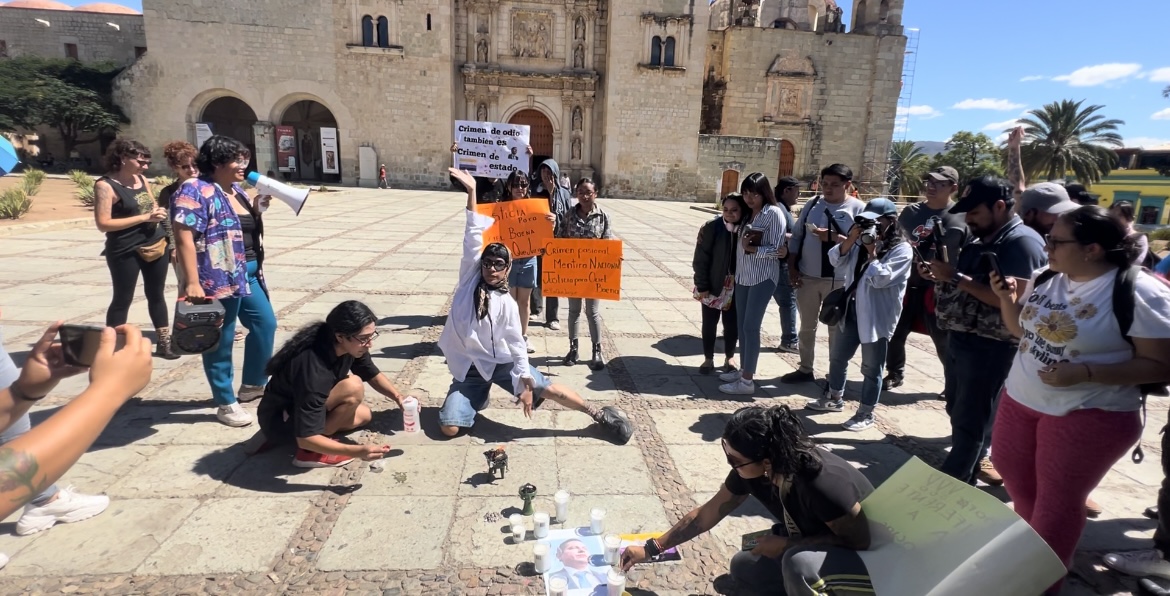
[172, 135, 277, 428]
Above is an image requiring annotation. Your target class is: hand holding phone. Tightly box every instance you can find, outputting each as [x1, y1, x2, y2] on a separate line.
[983, 252, 1006, 287]
[59, 324, 125, 368]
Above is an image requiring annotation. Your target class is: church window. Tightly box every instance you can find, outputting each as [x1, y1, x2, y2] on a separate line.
[377, 16, 389, 47]
[361, 16, 374, 47]
[663, 37, 676, 66]
[427, 14, 432, 31]
[650, 36, 662, 66]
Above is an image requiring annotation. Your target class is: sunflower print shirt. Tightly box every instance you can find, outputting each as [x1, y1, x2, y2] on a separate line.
[171, 177, 250, 300]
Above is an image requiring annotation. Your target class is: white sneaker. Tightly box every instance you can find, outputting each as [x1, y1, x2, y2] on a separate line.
[719, 378, 755, 395]
[524, 336, 536, 354]
[217, 403, 254, 427]
[1103, 549, 1170, 579]
[15, 486, 110, 536]
[719, 369, 743, 383]
[0, 552, 8, 569]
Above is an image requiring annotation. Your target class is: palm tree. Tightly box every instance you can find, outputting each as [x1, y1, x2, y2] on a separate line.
[888, 140, 930, 198]
[1013, 99, 1123, 184]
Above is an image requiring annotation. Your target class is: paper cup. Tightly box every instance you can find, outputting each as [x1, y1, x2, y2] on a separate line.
[590, 507, 606, 535]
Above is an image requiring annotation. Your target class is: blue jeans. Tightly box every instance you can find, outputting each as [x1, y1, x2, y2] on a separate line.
[0, 413, 58, 506]
[439, 364, 551, 427]
[772, 263, 798, 346]
[735, 278, 778, 378]
[202, 260, 277, 406]
[827, 309, 888, 409]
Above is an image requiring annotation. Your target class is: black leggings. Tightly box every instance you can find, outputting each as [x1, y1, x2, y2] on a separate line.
[701, 302, 738, 361]
[105, 248, 171, 328]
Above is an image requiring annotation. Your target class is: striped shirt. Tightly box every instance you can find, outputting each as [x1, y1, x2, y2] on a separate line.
[735, 204, 787, 287]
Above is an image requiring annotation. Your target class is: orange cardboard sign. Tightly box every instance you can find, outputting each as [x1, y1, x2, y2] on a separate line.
[476, 199, 553, 258]
[540, 238, 623, 301]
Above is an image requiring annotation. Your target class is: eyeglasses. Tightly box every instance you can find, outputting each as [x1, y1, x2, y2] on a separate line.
[726, 455, 758, 469]
[481, 259, 508, 272]
[350, 331, 380, 346]
[179, 163, 198, 172]
[1044, 234, 1079, 248]
[136, 158, 152, 167]
[512, 181, 529, 189]
[925, 180, 952, 189]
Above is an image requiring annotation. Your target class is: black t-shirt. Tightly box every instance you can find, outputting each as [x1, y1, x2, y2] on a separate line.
[724, 448, 874, 537]
[257, 344, 382, 440]
[238, 210, 258, 262]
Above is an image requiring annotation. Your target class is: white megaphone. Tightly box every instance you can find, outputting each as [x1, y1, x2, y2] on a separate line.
[246, 172, 309, 216]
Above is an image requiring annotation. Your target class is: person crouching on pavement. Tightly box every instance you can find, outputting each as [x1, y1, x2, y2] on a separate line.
[436, 168, 633, 444]
[257, 300, 405, 468]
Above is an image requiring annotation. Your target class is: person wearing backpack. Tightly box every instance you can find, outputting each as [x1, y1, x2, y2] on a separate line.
[1111, 200, 1151, 265]
[988, 206, 1170, 593]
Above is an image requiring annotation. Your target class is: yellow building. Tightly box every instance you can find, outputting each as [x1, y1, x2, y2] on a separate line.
[1090, 147, 1170, 226]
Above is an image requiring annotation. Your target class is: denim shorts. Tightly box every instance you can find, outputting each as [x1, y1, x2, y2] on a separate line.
[508, 256, 538, 289]
[439, 363, 551, 428]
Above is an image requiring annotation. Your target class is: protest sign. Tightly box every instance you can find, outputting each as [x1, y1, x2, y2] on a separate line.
[541, 239, 622, 301]
[476, 199, 553, 258]
[453, 120, 531, 180]
[856, 457, 1065, 596]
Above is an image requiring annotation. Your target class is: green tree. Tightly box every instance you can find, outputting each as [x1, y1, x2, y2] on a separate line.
[0, 56, 126, 156]
[888, 140, 930, 198]
[929, 131, 1005, 185]
[1013, 99, 1122, 184]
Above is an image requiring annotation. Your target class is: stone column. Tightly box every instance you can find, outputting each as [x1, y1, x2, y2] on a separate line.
[252, 121, 276, 177]
[582, 97, 595, 179]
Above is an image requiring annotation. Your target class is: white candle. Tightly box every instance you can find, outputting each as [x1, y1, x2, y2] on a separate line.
[511, 523, 526, 542]
[509, 513, 524, 527]
[590, 507, 606, 535]
[548, 577, 569, 596]
[603, 533, 622, 566]
[533, 512, 550, 538]
[606, 567, 626, 596]
[533, 543, 551, 573]
[554, 490, 570, 521]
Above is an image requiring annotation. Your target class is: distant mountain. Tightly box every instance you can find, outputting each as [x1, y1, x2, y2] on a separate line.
[914, 141, 947, 156]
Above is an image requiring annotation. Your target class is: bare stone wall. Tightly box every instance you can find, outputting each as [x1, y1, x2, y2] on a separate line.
[0, 6, 145, 66]
[696, 134, 782, 203]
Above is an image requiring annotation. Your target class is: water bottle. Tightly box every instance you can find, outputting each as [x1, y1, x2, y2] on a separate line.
[403, 396, 420, 433]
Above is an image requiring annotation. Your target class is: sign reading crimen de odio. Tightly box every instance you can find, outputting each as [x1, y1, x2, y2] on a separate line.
[540, 238, 623, 301]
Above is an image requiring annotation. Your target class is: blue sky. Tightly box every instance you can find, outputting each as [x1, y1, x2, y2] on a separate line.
[62, 0, 1170, 148]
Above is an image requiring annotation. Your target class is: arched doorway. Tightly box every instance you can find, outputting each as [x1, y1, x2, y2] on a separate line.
[200, 97, 258, 171]
[509, 109, 554, 172]
[778, 140, 796, 177]
[279, 99, 340, 182]
[720, 169, 739, 198]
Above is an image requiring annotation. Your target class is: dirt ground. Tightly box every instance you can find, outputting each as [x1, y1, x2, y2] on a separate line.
[0, 176, 94, 226]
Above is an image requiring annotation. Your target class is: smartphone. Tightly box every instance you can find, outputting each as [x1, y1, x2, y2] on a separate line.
[983, 252, 1006, 285]
[59, 324, 125, 367]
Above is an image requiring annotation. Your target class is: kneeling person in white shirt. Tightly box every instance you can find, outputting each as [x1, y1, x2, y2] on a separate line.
[437, 169, 633, 444]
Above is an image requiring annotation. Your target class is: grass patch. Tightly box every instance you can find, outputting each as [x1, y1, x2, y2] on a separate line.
[69, 170, 95, 207]
[20, 168, 45, 196]
[0, 187, 33, 219]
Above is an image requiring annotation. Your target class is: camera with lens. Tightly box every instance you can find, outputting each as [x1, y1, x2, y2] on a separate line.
[854, 215, 879, 246]
[916, 216, 945, 261]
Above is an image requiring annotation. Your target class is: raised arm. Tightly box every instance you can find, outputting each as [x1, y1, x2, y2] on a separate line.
[450, 167, 477, 212]
[1007, 126, 1026, 199]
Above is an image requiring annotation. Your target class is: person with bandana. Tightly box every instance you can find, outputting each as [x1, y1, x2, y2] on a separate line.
[436, 169, 633, 443]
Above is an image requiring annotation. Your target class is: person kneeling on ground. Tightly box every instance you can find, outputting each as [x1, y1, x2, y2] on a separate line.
[436, 168, 632, 444]
[258, 300, 404, 468]
[621, 405, 874, 595]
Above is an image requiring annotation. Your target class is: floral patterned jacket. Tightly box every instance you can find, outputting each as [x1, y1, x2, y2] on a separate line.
[171, 177, 250, 300]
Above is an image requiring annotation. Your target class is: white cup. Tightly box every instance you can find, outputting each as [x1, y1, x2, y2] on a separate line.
[590, 507, 606, 535]
[511, 523, 526, 542]
[509, 513, 524, 527]
[603, 533, 622, 566]
[554, 490, 570, 521]
[533, 543, 551, 573]
[606, 567, 626, 596]
[533, 512, 550, 539]
[548, 576, 569, 596]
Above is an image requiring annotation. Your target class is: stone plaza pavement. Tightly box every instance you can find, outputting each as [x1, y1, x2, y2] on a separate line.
[0, 188, 1163, 596]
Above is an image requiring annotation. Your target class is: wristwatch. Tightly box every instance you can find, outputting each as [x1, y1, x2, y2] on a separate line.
[951, 270, 966, 285]
[644, 538, 663, 559]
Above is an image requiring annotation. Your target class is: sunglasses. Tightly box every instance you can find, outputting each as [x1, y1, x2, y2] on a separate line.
[481, 259, 508, 272]
[136, 158, 153, 167]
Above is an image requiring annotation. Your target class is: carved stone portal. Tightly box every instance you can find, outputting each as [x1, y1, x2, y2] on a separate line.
[572, 107, 583, 131]
[779, 88, 799, 116]
[511, 11, 553, 59]
[476, 37, 490, 63]
[573, 44, 585, 69]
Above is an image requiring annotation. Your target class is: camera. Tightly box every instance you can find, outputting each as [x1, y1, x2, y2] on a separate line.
[854, 216, 878, 246]
[916, 216, 945, 261]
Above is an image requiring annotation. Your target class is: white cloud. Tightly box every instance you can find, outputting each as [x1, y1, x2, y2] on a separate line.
[1121, 136, 1170, 149]
[983, 117, 1024, 131]
[1052, 63, 1142, 87]
[893, 115, 910, 134]
[1149, 67, 1170, 83]
[952, 98, 1027, 111]
[1019, 75, 1046, 82]
[1154, 108, 1170, 121]
[897, 105, 942, 119]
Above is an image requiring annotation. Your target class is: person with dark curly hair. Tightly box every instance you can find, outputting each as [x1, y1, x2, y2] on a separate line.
[620, 405, 874, 595]
[93, 138, 177, 360]
[159, 141, 199, 288]
[172, 135, 277, 428]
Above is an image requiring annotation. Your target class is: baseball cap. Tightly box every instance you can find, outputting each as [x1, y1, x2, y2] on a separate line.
[775, 176, 801, 192]
[1018, 182, 1079, 216]
[925, 166, 959, 185]
[949, 176, 1012, 214]
[856, 197, 899, 221]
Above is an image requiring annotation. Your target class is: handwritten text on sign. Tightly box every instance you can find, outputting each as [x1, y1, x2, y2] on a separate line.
[476, 199, 553, 259]
[453, 120, 531, 180]
[541, 239, 623, 301]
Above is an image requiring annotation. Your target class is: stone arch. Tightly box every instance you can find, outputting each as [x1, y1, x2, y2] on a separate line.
[509, 109, 554, 158]
[266, 86, 356, 134]
[193, 92, 260, 171]
[853, 0, 867, 31]
[186, 88, 263, 128]
[274, 96, 340, 182]
[500, 101, 562, 137]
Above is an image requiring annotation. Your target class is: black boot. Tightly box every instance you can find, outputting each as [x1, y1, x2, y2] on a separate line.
[589, 343, 606, 371]
[155, 327, 180, 360]
[564, 339, 579, 366]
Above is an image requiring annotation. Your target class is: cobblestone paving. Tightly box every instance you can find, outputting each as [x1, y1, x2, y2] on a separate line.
[0, 188, 1162, 595]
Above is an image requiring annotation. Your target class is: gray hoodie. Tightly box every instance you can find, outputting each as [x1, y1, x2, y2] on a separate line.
[537, 159, 573, 233]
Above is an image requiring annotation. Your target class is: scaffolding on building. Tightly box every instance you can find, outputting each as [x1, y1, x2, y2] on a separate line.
[858, 27, 920, 198]
[898, 28, 921, 142]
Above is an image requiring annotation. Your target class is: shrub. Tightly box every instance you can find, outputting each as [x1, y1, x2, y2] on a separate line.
[1150, 228, 1170, 242]
[69, 170, 95, 207]
[0, 187, 33, 219]
[20, 168, 46, 196]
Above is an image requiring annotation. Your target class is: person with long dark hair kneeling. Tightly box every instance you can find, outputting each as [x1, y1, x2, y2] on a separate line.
[258, 300, 405, 468]
[436, 169, 632, 444]
[620, 405, 874, 595]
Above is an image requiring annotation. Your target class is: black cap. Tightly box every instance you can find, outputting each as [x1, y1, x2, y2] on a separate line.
[950, 176, 1013, 214]
[775, 176, 801, 192]
[1065, 183, 1098, 206]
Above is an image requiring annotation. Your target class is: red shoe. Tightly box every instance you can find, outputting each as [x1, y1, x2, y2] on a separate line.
[292, 449, 354, 468]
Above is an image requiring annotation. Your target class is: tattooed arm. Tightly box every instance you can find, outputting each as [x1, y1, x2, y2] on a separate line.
[0, 326, 152, 520]
[1007, 126, 1026, 199]
[621, 483, 747, 571]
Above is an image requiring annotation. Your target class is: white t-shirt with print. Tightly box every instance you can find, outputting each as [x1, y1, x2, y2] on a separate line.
[1004, 267, 1170, 416]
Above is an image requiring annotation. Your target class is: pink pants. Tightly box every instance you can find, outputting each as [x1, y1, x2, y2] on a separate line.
[992, 392, 1142, 571]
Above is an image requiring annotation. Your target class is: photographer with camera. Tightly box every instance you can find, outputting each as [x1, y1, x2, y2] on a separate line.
[806, 199, 912, 431]
[922, 176, 1047, 486]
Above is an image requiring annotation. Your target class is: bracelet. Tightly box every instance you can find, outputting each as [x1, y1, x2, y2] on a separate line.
[1083, 363, 1093, 382]
[951, 271, 964, 285]
[644, 538, 663, 559]
[10, 384, 45, 402]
